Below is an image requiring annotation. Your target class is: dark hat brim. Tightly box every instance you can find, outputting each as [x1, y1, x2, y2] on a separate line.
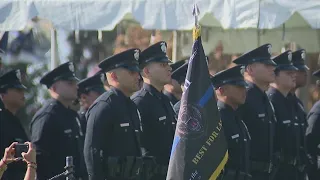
[58, 75, 80, 82]
[231, 80, 248, 88]
[121, 65, 141, 72]
[145, 56, 172, 64]
[294, 64, 309, 71]
[10, 83, 27, 90]
[276, 65, 299, 71]
[261, 59, 277, 66]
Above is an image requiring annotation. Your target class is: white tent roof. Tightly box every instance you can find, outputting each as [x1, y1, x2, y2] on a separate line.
[1, 0, 320, 31]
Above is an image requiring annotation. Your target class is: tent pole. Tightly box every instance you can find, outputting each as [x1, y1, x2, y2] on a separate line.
[50, 29, 58, 70]
[172, 30, 178, 62]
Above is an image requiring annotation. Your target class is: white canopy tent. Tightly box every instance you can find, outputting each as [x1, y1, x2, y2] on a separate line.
[0, 0, 320, 57]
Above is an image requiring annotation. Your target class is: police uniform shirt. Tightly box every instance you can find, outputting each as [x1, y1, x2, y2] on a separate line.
[163, 90, 179, 105]
[218, 101, 251, 175]
[267, 87, 298, 159]
[238, 82, 277, 163]
[30, 99, 85, 180]
[287, 93, 308, 161]
[84, 87, 142, 179]
[0, 108, 29, 180]
[131, 83, 176, 165]
[305, 100, 320, 179]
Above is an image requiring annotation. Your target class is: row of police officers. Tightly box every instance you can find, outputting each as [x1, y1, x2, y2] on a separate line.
[0, 41, 320, 180]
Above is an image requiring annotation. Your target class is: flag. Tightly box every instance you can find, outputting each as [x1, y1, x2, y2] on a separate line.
[166, 6, 228, 180]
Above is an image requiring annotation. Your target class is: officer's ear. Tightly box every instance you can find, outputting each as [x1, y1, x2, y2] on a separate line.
[142, 67, 150, 77]
[216, 86, 224, 96]
[245, 64, 254, 76]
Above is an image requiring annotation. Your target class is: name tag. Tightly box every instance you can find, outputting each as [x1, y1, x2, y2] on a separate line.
[231, 134, 239, 139]
[283, 120, 291, 124]
[64, 129, 72, 133]
[258, 114, 265, 118]
[159, 116, 166, 121]
[135, 130, 139, 132]
[294, 123, 299, 126]
[120, 123, 130, 127]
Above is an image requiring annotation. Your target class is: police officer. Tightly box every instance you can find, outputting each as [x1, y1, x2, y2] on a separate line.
[131, 41, 176, 179]
[172, 61, 188, 115]
[289, 49, 309, 179]
[84, 48, 143, 180]
[77, 71, 106, 134]
[233, 44, 278, 180]
[163, 60, 186, 105]
[266, 51, 300, 179]
[0, 69, 29, 180]
[211, 65, 251, 180]
[30, 62, 86, 180]
[305, 69, 320, 180]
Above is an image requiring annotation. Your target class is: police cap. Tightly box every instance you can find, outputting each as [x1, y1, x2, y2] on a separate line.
[0, 69, 27, 92]
[210, 65, 247, 89]
[139, 41, 171, 68]
[233, 44, 276, 66]
[172, 61, 188, 84]
[292, 49, 309, 71]
[99, 48, 140, 72]
[77, 72, 106, 95]
[272, 50, 298, 71]
[40, 62, 79, 88]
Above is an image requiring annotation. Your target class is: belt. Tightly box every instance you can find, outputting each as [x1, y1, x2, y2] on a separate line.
[250, 161, 273, 173]
[107, 156, 143, 179]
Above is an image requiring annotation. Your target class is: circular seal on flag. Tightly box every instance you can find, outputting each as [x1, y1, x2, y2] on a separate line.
[267, 44, 272, 55]
[160, 42, 167, 53]
[16, 70, 21, 81]
[301, 51, 306, 60]
[288, 52, 292, 61]
[134, 49, 139, 60]
[177, 103, 205, 139]
[69, 62, 75, 72]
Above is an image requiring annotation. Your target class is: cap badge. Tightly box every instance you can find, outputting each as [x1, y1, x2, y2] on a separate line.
[301, 51, 306, 60]
[16, 70, 21, 81]
[134, 49, 139, 61]
[288, 52, 292, 61]
[160, 42, 167, 53]
[69, 62, 75, 72]
[267, 44, 272, 55]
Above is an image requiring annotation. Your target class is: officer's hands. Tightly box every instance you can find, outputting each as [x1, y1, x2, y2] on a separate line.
[21, 142, 36, 164]
[2, 142, 19, 164]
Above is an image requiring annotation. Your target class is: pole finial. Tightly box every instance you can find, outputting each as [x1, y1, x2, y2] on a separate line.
[192, 3, 200, 27]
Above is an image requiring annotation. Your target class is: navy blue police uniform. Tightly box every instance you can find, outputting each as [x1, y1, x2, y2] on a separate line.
[266, 51, 300, 180]
[288, 49, 310, 179]
[233, 44, 278, 180]
[0, 69, 29, 180]
[84, 49, 143, 180]
[30, 62, 86, 180]
[211, 65, 252, 180]
[305, 69, 320, 180]
[131, 41, 176, 180]
[77, 71, 106, 134]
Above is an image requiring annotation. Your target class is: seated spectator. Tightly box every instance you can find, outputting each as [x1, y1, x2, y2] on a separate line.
[0, 142, 36, 180]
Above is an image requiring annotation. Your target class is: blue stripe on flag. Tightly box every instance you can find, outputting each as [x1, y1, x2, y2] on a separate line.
[198, 85, 213, 107]
[170, 136, 181, 157]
